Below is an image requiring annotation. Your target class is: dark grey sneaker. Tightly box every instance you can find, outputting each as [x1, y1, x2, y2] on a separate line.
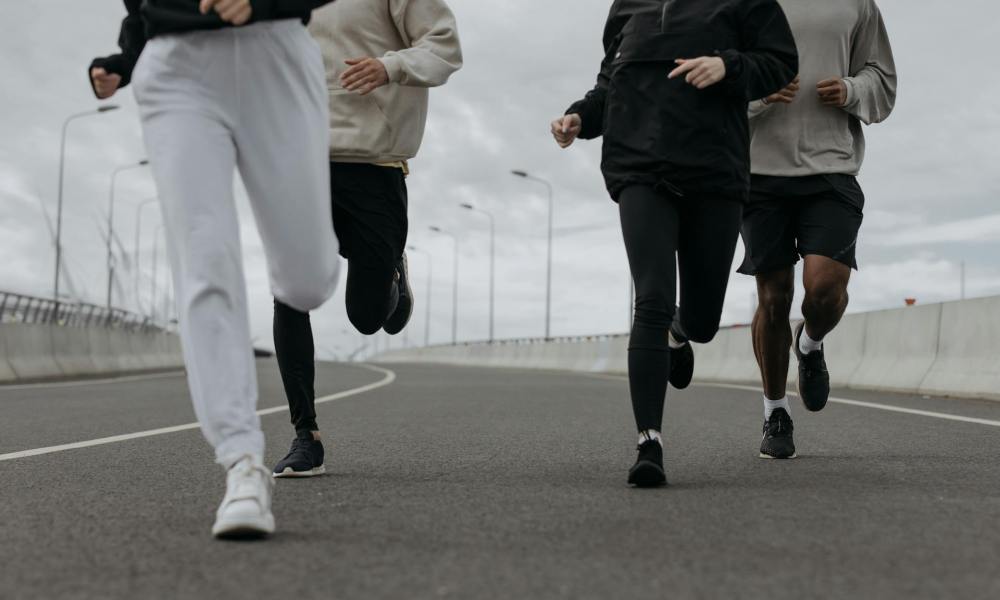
[273, 431, 325, 478]
[759, 408, 796, 459]
[794, 322, 830, 412]
[628, 438, 667, 488]
[383, 254, 413, 335]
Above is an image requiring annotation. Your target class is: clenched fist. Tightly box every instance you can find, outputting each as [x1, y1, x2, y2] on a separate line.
[817, 78, 849, 107]
[90, 67, 122, 99]
[551, 114, 582, 148]
[199, 0, 253, 26]
[340, 58, 390, 95]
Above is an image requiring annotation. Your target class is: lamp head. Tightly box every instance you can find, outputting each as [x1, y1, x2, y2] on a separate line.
[460, 203, 474, 210]
[511, 170, 528, 178]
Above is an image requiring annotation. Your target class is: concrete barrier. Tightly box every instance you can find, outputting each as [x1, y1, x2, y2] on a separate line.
[847, 303, 942, 394]
[0, 322, 183, 383]
[2, 323, 61, 380]
[919, 296, 1000, 399]
[50, 326, 96, 377]
[376, 296, 1000, 402]
[0, 325, 17, 382]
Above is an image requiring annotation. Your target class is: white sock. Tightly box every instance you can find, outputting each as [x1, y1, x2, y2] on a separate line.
[638, 429, 662, 446]
[668, 330, 685, 349]
[763, 396, 790, 420]
[799, 327, 823, 354]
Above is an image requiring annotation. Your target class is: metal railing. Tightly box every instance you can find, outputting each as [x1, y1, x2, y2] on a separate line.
[0, 291, 166, 333]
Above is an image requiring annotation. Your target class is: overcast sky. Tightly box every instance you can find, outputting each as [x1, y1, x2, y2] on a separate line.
[1, 1, 998, 359]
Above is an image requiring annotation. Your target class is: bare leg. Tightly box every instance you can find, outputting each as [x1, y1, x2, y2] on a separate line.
[801, 255, 851, 340]
[752, 268, 795, 400]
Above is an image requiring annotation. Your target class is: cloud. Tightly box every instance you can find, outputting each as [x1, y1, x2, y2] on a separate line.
[1, 0, 999, 359]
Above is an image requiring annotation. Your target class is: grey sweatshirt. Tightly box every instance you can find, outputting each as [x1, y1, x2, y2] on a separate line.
[749, 0, 897, 176]
[308, 0, 463, 163]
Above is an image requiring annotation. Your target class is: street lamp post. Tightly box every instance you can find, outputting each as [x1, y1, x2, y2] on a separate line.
[55, 105, 120, 303]
[106, 160, 149, 309]
[151, 224, 165, 323]
[429, 226, 458, 345]
[133, 197, 159, 314]
[407, 245, 433, 347]
[459, 203, 496, 343]
[511, 170, 554, 339]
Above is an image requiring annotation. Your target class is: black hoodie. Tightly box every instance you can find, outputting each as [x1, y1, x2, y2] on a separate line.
[567, 0, 798, 202]
[90, 0, 333, 94]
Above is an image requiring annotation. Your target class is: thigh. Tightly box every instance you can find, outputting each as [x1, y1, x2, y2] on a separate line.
[331, 163, 409, 269]
[619, 185, 679, 316]
[676, 196, 743, 339]
[232, 26, 340, 309]
[796, 175, 864, 269]
[136, 105, 241, 283]
[738, 186, 799, 276]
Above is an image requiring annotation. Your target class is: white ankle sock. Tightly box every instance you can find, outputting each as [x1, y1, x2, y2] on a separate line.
[638, 429, 662, 446]
[799, 327, 823, 354]
[668, 330, 685, 349]
[763, 396, 790, 420]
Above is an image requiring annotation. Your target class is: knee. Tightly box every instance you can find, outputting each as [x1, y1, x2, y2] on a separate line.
[758, 288, 794, 324]
[805, 278, 848, 310]
[347, 304, 384, 335]
[683, 322, 720, 345]
[277, 280, 336, 314]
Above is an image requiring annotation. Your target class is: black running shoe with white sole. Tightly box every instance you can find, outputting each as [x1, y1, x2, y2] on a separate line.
[383, 253, 413, 335]
[273, 431, 325, 478]
[794, 322, 830, 412]
[759, 407, 796, 459]
[628, 439, 667, 487]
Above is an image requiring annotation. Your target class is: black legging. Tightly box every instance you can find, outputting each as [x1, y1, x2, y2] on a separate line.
[619, 184, 743, 432]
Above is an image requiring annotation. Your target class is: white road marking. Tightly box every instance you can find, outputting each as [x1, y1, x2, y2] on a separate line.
[0, 364, 396, 462]
[580, 373, 1000, 428]
[0, 370, 186, 392]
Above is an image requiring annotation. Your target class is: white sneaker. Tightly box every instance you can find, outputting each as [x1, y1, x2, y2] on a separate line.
[212, 455, 276, 539]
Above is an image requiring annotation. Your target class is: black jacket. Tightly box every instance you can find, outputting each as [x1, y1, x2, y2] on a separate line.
[567, 0, 798, 202]
[89, 0, 333, 95]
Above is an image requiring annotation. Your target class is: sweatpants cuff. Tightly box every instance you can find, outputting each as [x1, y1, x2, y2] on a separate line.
[215, 430, 266, 469]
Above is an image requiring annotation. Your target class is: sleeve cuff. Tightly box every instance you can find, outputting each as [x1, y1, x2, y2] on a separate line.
[379, 55, 404, 84]
[842, 77, 859, 107]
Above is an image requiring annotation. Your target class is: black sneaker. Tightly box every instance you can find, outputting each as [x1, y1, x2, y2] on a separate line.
[382, 254, 413, 335]
[759, 408, 796, 459]
[273, 431, 325, 478]
[627, 438, 667, 487]
[794, 322, 830, 412]
[669, 342, 694, 389]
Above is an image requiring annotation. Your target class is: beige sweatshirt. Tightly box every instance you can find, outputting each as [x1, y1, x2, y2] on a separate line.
[308, 0, 463, 163]
[749, 0, 897, 176]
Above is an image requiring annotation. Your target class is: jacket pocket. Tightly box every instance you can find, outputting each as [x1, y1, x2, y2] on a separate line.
[328, 88, 396, 158]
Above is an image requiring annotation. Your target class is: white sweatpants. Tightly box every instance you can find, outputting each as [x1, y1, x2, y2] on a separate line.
[132, 20, 340, 467]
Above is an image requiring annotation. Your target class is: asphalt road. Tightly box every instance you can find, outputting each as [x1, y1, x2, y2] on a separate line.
[1, 361, 998, 599]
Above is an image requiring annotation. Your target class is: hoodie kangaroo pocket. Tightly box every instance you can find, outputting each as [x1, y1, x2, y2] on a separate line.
[328, 88, 396, 158]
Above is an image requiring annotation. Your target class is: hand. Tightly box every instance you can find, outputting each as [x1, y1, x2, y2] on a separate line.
[551, 114, 582, 148]
[90, 67, 121, 99]
[340, 58, 390, 95]
[668, 56, 726, 89]
[199, 0, 253, 26]
[817, 77, 849, 107]
[763, 75, 800, 104]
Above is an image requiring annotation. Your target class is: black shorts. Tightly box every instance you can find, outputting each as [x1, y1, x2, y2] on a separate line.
[330, 162, 408, 268]
[738, 174, 864, 275]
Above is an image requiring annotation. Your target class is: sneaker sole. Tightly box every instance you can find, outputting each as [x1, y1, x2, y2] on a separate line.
[273, 464, 326, 478]
[212, 514, 275, 539]
[758, 452, 798, 460]
[628, 462, 668, 488]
